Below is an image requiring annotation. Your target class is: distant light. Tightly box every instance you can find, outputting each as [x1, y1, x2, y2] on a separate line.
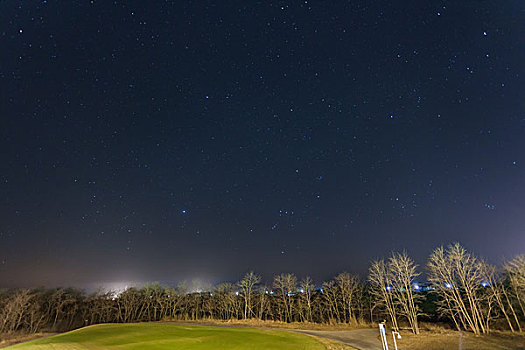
[386, 286, 392, 291]
[481, 282, 488, 287]
[235, 291, 239, 296]
[102, 282, 134, 299]
[414, 284, 420, 290]
[181, 209, 187, 214]
[300, 288, 304, 293]
[445, 283, 452, 289]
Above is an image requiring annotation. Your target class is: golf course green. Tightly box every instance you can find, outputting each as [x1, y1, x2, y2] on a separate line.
[7, 323, 327, 349]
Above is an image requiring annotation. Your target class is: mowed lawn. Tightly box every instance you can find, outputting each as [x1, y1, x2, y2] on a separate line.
[7, 323, 327, 350]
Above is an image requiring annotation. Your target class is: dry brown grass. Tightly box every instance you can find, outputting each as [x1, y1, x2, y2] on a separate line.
[312, 336, 357, 350]
[386, 329, 525, 350]
[166, 318, 372, 331]
[0, 332, 57, 349]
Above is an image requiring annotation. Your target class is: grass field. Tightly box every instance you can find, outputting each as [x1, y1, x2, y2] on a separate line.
[6, 323, 328, 349]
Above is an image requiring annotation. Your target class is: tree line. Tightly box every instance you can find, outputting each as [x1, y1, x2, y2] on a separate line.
[1, 243, 524, 337]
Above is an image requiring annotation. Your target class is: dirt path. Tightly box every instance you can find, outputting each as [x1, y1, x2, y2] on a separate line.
[293, 329, 381, 350]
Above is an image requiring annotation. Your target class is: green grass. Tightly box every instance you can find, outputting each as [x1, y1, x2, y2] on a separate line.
[7, 323, 327, 349]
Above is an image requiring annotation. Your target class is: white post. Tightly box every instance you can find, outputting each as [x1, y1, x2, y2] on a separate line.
[392, 331, 401, 350]
[378, 323, 389, 350]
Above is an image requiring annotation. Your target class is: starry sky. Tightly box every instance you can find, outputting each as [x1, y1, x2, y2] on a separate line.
[1, 1, 524, 289]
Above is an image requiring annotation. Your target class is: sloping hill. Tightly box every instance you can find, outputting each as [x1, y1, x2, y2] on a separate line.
[7, 323, 326, 349]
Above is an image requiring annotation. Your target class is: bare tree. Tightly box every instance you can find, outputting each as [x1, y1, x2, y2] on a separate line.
[3, 247, 524, 336]
[321, 280, 340, 323]
[85, 290, 115, 325]
[256, 285, 270, 320]
[388, 251, 421, 334]
[480, 262, 521, 332]
[504, 255, 525, 332]
[427, 243, 490, 335]
[117, 287, 142, 322]
[48, 288, 83, 331]
[369, 259, 399, 331]
[273, 273, 297, 322]
[27, 293, 47, 333]
[299, 277, 315, 322]
[335, 272, 361, 324]
[238, 271, 261, 319]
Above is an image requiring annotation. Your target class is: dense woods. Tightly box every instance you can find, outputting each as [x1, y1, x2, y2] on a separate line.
[1, 243, 524, 337]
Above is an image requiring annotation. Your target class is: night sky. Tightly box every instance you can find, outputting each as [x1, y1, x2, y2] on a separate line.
[1, 1, 524, 289]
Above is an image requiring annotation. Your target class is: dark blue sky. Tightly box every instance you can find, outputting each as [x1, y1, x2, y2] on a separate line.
[1, 1, 524, 288]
